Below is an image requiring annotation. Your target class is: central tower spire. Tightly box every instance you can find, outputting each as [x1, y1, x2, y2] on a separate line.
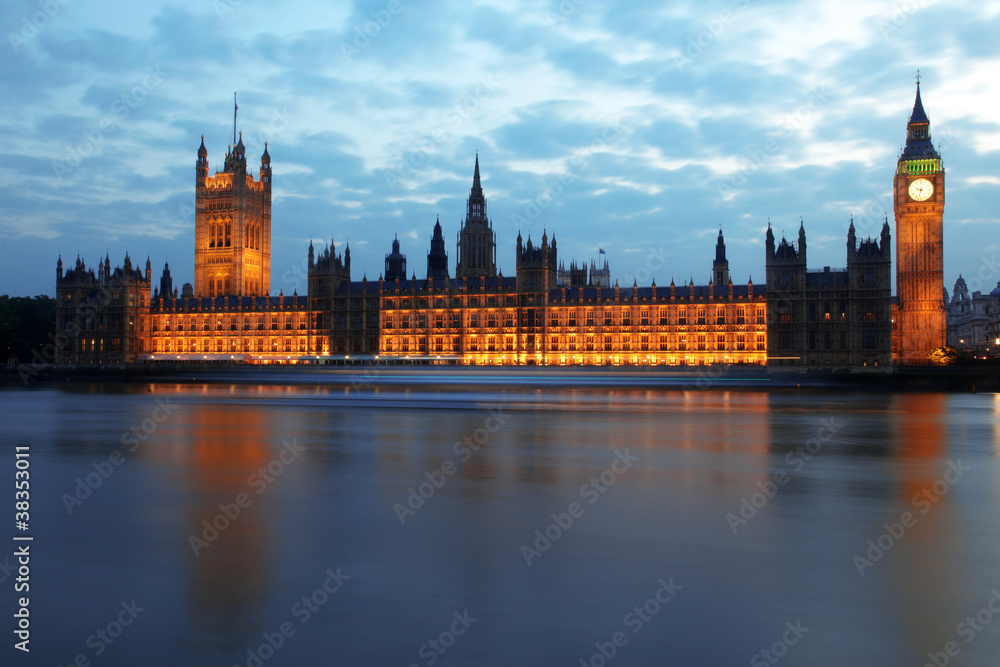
[456, 153, 496, 279]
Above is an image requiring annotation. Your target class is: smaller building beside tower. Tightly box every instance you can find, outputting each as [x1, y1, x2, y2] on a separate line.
[765, 219, 892, 368]
[946, 276, 1000, 355]
[55, 253, 151, 364]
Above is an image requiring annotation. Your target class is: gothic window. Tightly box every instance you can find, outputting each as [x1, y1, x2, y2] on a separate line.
[210, 224, 216, 248]
[225, 223, 232, 247]
[736, 307, 746, 325]
[678, 309, 687, 326]
[697, 308, 706, 325]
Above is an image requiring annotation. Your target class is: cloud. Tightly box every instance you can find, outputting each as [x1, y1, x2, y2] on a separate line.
[1, 0, 998, 295]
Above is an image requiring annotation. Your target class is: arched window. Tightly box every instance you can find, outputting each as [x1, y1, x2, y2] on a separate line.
[209, 223, 215, 247]
[208, 277, 214, 296]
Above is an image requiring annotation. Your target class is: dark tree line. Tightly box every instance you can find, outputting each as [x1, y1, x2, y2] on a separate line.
[0, 295, 56, 363]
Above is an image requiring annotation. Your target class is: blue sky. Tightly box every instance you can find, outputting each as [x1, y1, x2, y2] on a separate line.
[2, 0, 999, 297]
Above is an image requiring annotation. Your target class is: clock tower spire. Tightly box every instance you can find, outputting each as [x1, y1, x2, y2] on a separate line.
[892, 78, 945, 364]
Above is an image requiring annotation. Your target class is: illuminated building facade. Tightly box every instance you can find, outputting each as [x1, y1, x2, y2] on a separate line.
[55, 86, 935, 368]
[379, 202, 767, 365]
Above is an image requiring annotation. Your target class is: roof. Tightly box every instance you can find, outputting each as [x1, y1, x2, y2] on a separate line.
[549, 283, 763, 303]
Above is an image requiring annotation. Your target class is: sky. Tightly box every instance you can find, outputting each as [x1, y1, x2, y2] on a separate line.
[2, 0, 999, 298]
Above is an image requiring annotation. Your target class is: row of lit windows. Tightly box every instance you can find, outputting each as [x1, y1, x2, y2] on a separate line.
[149, 314, 308, 332]
[382, 310, 766, 329]
[153, 337, 309, 354]
[382, 333, 767, 355]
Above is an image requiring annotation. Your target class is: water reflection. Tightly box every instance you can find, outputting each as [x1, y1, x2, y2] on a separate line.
[182, 402, 275, 652]
[4, 383, 998, 666]
[891, 394, 961, 660]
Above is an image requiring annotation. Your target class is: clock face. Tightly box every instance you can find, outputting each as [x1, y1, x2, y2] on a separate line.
[908, 178, 934, 201]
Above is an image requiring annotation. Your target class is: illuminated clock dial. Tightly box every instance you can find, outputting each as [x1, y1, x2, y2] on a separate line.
[908, 178, 934, 201]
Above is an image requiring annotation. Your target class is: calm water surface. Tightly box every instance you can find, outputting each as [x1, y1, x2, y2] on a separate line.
[2, 380, 999, 666]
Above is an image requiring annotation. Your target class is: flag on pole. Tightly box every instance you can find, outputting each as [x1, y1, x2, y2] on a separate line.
[599, 248, 605, 254]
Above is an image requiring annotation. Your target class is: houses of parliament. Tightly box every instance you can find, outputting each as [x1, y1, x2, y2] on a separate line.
[54, 85, 946, 368]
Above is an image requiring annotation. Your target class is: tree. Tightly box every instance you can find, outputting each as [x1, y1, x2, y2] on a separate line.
[0, 295, 56, 363]
[928, 345, 962, 366]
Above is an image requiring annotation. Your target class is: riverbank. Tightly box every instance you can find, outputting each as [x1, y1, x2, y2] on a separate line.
[4, 362, 998, 392]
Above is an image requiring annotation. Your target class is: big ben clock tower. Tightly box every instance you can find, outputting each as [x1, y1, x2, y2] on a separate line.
[893, 79, 945, 364]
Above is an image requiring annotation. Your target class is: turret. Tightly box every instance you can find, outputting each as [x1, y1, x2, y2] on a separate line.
[426, 217, 449, 281]
[196, 135, 209, 187]
[713, 228, 729, 287]
[260, 142, 271, 185]
[159, 262, 173, 298]
[385, 235, 407, 281]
